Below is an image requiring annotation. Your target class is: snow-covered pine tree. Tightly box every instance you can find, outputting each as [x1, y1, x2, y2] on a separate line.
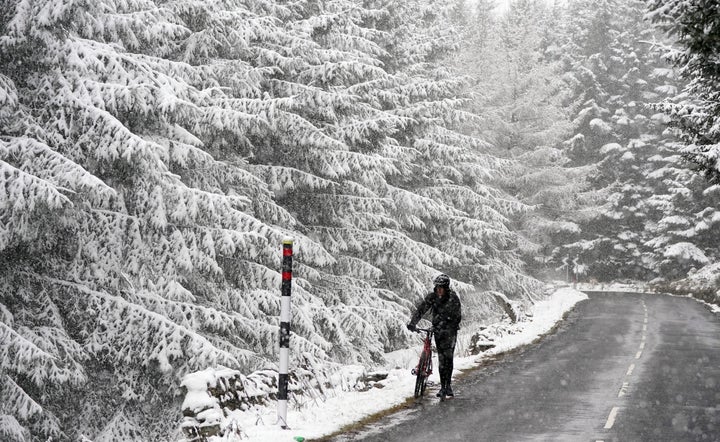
[0, 0, 339, 438]
[243, 0, 433, 359]
[642, 0, 720, 278]
[642, 148, 720, 278]
[639, 63, 720, 278]
[541, 0, 719, 283]
[546, 0, 682, 280]
[455, 0, 591, 280]
[2, 0, 548, 438]
[647, 0, 720, 184]
[267, 0, 542, 338]
[369, 0, 545, 316]
[479, 0, 571, 152]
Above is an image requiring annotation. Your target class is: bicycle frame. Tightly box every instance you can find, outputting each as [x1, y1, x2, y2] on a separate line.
[412, 328, 433, 398]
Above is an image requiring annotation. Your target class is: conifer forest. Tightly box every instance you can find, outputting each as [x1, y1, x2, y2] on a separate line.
[1, 0, 719, 440]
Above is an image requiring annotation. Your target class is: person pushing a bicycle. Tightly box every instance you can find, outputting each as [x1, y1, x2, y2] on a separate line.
[407, 273, 462, 398]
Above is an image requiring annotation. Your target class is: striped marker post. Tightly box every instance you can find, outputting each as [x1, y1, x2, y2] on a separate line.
[278, 238, 293, 429]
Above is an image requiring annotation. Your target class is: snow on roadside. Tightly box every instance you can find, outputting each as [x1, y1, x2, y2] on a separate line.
[683, 294, 720, 314]
[226, 287, 588, 441]
[482, 287, 588, 355]
[656, 262, 720, 312]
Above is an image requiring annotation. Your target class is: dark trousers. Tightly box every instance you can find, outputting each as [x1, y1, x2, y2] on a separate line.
[435, 331, 457, 389]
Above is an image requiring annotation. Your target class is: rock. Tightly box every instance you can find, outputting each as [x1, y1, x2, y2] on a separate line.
[492, 292, 519, 323]
[467, 333, 496, 355]
[361, 371, 388, 382]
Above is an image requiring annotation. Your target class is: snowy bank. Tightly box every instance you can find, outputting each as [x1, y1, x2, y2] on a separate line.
[183, 287, 588, 441]
[649, 262, 720, 310]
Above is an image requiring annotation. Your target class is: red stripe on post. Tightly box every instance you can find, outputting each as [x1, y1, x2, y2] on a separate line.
[282, 271, 292, 280]
[283, 247, 293, 257]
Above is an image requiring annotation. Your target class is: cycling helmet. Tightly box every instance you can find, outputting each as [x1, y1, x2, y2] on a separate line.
[433, 273, 450, 288]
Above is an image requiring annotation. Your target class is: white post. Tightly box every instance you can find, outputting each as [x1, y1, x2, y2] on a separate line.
[277, 238, 293, 429]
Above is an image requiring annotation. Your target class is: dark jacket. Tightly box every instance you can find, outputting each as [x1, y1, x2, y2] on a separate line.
[409, 288, 462, 333]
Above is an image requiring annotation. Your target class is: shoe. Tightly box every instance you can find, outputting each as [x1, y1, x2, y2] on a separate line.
[436, 388, 445, 398]
[445, 386, 454, 397]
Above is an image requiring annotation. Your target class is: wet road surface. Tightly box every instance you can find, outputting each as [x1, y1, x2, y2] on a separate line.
[328, 293, 720, 442]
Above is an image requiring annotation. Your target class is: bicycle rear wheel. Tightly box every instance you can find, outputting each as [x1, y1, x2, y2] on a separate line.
[414, 353, 429, 398]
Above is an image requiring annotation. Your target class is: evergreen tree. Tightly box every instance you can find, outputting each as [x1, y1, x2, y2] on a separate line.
[377, 0, 545, 308]
[0, 0, 544, 438]
[549, 0, 720, 281]
[1, 0, 335, 438]
[647, 0, 720, 184]
[549, 0, 675, 280]
[455, 0, 585, 280]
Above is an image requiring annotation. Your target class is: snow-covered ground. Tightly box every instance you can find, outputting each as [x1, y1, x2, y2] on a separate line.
[229, 287, 588, 441]
[671, 293, 720, 314]
[571, 281, 650, 292]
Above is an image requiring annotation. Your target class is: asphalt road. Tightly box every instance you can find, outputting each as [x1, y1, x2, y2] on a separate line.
[330, 292, 720, 442]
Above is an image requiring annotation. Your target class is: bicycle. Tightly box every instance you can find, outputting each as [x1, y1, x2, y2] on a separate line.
[411, 327, 434, 399]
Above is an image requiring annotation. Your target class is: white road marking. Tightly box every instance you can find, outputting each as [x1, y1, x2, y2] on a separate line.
[604, 406, 620, 429]
[618, 382, 629, 397]
[597, 301, 645, 435]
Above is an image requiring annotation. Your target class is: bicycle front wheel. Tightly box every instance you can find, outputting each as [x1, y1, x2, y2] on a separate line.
[414, 353, 429, 398]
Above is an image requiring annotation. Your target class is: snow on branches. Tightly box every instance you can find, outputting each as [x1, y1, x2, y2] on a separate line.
[0, 0, 540, 439]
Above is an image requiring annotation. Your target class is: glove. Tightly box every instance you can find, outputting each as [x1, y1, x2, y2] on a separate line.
[406, 323, 416, 332]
